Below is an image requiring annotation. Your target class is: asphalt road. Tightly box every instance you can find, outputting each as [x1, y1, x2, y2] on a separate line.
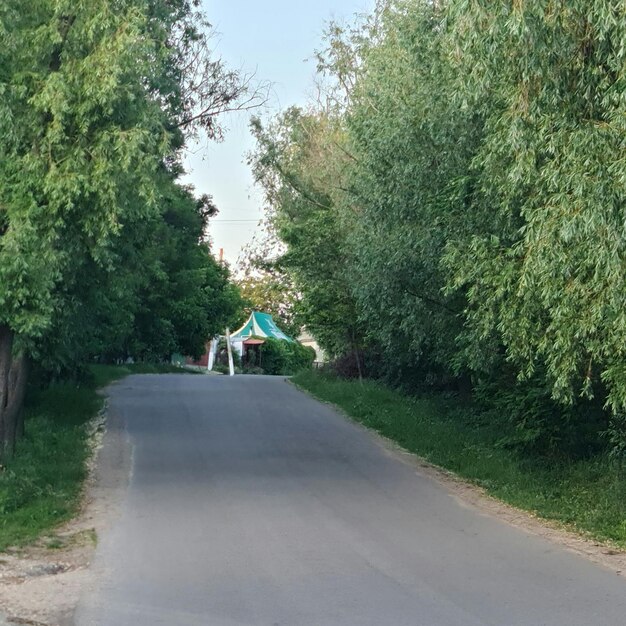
[74, 374, 626, 626]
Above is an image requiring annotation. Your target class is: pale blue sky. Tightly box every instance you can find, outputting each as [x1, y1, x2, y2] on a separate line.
[183, 1, 373, 267]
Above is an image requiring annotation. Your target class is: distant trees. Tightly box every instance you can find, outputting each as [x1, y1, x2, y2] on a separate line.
[0, 0, 250, 455]
[237, 270, 301, 339]
[249, 110, 364, 358]
[251, 0, 626, 457]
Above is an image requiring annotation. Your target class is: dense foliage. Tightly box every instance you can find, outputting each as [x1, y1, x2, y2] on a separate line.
[0, 0, 249, 455]
[250, 111, 364, 358]
[237, 270, 301, 338]
[257, 339, 316, 376]
[250, 0, 626, 459]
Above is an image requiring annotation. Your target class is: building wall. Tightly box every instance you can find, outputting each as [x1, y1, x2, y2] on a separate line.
[299, 331, 326, 364]
[186, 344, 210, 367]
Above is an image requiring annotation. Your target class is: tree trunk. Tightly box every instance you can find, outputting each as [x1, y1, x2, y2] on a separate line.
[0, 325, 14, 456]
[350, 328, 363, 385]
[3, 354, 29, 457]
[354, 347, 363, 385]
[0, 326, 29, 460]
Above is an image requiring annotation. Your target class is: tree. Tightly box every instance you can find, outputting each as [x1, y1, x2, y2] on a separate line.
[333, 0, 474, 387]
[128, 184, 244, 360]
[249, 108, 364, 358]
[0, 0, 254, 455]
[237, 271, 302, 339]
[442, 1, 626, 429]
[36, 180, 244, 373]
[250, 0, 626, 455]
[2, 0, 169, 453]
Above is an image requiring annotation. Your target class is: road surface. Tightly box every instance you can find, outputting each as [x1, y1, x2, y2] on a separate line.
[74, 374, 626, 625]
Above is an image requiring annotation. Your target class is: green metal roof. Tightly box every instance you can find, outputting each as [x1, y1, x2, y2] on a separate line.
[231, 312, 294, 342]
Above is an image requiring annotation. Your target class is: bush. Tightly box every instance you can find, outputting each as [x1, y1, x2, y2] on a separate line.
[474, 371, 608, 460]
[288, 342, 316, 373]
[259, 339, 315, 375]
[214, 339, 242, 370]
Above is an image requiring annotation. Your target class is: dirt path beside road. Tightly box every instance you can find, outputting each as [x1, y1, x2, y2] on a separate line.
[0, 398, 131, 626]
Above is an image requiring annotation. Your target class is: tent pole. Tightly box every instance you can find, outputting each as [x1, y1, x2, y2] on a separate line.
[225, 328, 235, 377]
[207, 337, 217, 372]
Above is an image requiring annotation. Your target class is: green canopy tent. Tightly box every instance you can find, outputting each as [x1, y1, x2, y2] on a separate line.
[229, 312, 294, 369]
[205, 312, 294, 372]
[230, 311, 294, 344]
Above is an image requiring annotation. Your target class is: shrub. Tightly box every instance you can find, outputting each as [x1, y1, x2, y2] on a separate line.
[287, 342, 316, 373]
[474, 371, 608, 460]
[259, 339, 315, 375]
[214, 339, 242, 369]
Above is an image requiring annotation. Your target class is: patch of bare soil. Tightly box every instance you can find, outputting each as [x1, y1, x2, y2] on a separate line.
[0, 398, 131, 626]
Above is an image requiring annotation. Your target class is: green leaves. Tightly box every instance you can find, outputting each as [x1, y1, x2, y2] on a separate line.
[444, 0, 626, 413]
[252, 0, 626, 454]
[1, 0, 167, 335]
[0, 0, 249, 375]
[249, 109, 364, 357]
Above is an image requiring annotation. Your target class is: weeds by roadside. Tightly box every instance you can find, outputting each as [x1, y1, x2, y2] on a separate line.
[293, 370, 626, 548]
[0, 363, 190, 551]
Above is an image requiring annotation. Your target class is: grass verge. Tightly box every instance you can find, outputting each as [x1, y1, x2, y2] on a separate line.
[90, 362, 197, 388]
[0, 363, 190, 551]
[293, 370, 626, 548]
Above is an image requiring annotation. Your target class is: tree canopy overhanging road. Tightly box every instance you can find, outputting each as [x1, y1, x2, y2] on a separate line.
[74, 375, 626, 626]
[2, 2, 626, 622]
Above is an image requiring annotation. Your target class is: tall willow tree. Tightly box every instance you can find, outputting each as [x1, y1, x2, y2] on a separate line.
[254, 0, 626, 454]
[0, 0, 251, 454]
[442, 1, 626, 447]
[250, 109, 363, 357]
[334, 0, 478, 386]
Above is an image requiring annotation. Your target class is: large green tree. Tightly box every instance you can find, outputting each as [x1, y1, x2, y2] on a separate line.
[250, 109, 364, 358]
[38, 182, 243, 374]
[335, 0, 475, 386]
[444, 2, 626, 410]
[0, 0, 251, 454]
[1, 0, 165, 453]
[251, 0, 626, 454]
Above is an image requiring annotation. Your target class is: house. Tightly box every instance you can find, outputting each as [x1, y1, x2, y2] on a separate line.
[298, 328, 326, 366]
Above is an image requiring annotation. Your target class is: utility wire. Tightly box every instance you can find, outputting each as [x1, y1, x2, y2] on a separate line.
[210, 219, 260, 223]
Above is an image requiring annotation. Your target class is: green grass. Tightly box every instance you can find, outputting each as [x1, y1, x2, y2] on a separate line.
[90, 362, 194, 388]
[0, 363, 192, 551]
[293, 370, 626, 548]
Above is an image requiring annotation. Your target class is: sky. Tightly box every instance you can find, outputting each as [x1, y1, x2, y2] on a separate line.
[182, 0, 373, 268]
